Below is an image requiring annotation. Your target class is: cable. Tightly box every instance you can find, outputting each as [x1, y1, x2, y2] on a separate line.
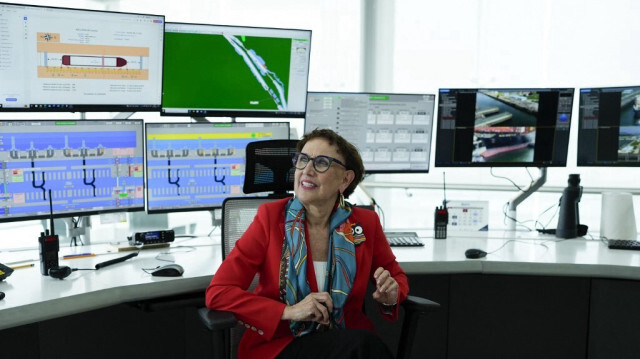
[490, 167, 527, 192]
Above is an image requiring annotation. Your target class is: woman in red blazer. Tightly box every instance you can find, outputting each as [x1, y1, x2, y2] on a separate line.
[206, 129, 409, 359]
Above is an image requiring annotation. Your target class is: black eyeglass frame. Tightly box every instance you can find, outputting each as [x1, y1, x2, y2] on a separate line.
[292, 152, 346, 173]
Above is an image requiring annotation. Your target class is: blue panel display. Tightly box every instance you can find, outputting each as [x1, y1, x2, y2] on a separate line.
[0, 120, 145, 222]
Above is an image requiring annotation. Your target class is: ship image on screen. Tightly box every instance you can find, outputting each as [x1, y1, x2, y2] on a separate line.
[305, 92, 436, 173]
[0, 3, 164, 112]
[577, 86, 640, 166]
[0, 120, 145, 222]
[472, 90, 540, 163]
[145, 122, 290, 213]
[435, 88, 574, 167]
[162, 23, 311, 117]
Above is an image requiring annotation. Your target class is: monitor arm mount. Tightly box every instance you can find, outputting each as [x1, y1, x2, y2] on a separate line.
[506, 167, 547, 231]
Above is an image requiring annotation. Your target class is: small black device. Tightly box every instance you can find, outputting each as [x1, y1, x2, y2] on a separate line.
[151, 263, 184, 277]
[0, 291, 5, 300]
[128, 230, 175, 246]
[49, 266, 73, 280]
[434, 206, 448, 239]
[39, 190, 59, 276]
[465, 248, 488, 259]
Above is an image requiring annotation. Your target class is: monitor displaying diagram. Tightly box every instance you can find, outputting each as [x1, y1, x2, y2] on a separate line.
[145, 122, 290, 213]
[162, 23, 311, 118]
[305, 92, 435, 173]
[0, 120, 145, 222]
[0, 3, 164, 112]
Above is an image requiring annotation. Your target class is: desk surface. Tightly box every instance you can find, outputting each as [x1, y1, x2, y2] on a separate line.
[1, 231, 640, 331]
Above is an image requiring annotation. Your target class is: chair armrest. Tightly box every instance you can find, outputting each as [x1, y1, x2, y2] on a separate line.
[197, 307, 238, 331]
[401, 295, 441, 314]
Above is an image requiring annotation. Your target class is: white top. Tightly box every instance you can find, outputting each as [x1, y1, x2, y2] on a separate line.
[313, 261, 327, 291]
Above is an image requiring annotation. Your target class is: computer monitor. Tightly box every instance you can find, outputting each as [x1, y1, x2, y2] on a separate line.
[0, 3, 164, 112]
[577, 86, 640, 166]
[435, 88, 575, 167]
[145, 122, 290, 213]
[305, 92, 436, 173]
[0, 120, 145, 223]
[161, 22, 311, 118]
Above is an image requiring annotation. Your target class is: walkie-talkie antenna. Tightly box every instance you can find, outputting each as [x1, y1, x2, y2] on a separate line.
[48, 189, 54, 236]
[442, 172, 447, 208]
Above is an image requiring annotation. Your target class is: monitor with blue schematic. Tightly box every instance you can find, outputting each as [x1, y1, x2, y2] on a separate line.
[0, 3, 165, 112]
[305, 92, 436, 173]
[0, 120, 145, 222]
[435, 88, 575, 167]
[161, 22, 311, 118]
[145, 122, 290, 213]
[577, 85, 640, 166]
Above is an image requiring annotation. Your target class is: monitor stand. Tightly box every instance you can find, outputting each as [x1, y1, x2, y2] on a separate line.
[63, 216, 92, 245]
[506, 167, 547, 231]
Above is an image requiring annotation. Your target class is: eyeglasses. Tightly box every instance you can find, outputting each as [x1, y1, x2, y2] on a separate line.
[292, 152, 346, 173]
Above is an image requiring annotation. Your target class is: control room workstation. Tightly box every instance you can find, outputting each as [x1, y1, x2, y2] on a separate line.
[0, 2, 640, 359]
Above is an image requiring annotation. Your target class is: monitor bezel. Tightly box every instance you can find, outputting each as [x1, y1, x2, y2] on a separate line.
[0, 119, 146, 224]
[434, 87, 575, 168]
[0, 2, 165, 113]
[160, 22, 311, 119]
[577, 85, 640, 167]
[305, 91, 436, 174]
[144, 121, 291, 214]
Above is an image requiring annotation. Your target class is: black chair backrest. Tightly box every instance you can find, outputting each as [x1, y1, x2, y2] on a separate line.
[242, 139, 297, 195]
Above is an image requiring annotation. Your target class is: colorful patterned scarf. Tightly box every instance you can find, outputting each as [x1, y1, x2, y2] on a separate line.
[281, 196, 357, 337]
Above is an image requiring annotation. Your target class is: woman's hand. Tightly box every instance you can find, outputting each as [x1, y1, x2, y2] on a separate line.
[372, 267, 398, 306]
[281, 292, 333, 325]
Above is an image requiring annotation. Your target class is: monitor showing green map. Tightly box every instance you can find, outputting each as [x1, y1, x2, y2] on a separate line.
[161, 22, 311, 118]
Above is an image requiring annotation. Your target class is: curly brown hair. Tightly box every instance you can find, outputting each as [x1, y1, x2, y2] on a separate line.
[297, 128, 365, 198]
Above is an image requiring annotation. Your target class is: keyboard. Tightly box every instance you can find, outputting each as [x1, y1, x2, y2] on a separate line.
[385, 232, 424, 247]
[608, 239, 640, 250]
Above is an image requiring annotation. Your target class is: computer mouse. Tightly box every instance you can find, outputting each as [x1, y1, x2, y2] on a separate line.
[151, 263, 184, 277]
[465, 248, 488, 259]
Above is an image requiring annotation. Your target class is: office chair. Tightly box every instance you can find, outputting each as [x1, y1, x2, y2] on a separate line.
[198, 140, 440, 359]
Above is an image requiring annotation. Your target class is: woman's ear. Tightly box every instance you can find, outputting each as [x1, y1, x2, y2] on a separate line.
[340, 170, 355, 193]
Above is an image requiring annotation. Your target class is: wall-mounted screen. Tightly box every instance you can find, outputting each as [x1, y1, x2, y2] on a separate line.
[161, 22, 311, 118]
[435, 88, 575, 167]
[305, 92, 436, 173]
[145, 122, 290, 213]
[0, 120, 145, 222]
[577, 86, 640, 166]
[0, 3, 164, 112]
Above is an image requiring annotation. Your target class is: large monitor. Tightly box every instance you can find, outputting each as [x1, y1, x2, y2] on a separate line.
[161, 23, 311, 118]
[0, 3, 164, 112]
[435, 88, 575, 167]
[0, 120, 145, 222]
[305, 92, 436, 173]
[577, 86, 640, 166]
[145, 122, 290, 213]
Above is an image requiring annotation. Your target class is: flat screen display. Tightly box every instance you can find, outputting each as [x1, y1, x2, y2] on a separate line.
[435, 88, 575, 167]
[577, 86, 640, 166]
[0, 3, 164, 112]
[305, 92, 436, 173]
[145, 122, 290, 213]
[161, 22, 311, 118]
[0, 120, 145, 222]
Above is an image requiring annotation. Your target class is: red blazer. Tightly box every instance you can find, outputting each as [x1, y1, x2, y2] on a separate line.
[205, 198, 409, 359]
